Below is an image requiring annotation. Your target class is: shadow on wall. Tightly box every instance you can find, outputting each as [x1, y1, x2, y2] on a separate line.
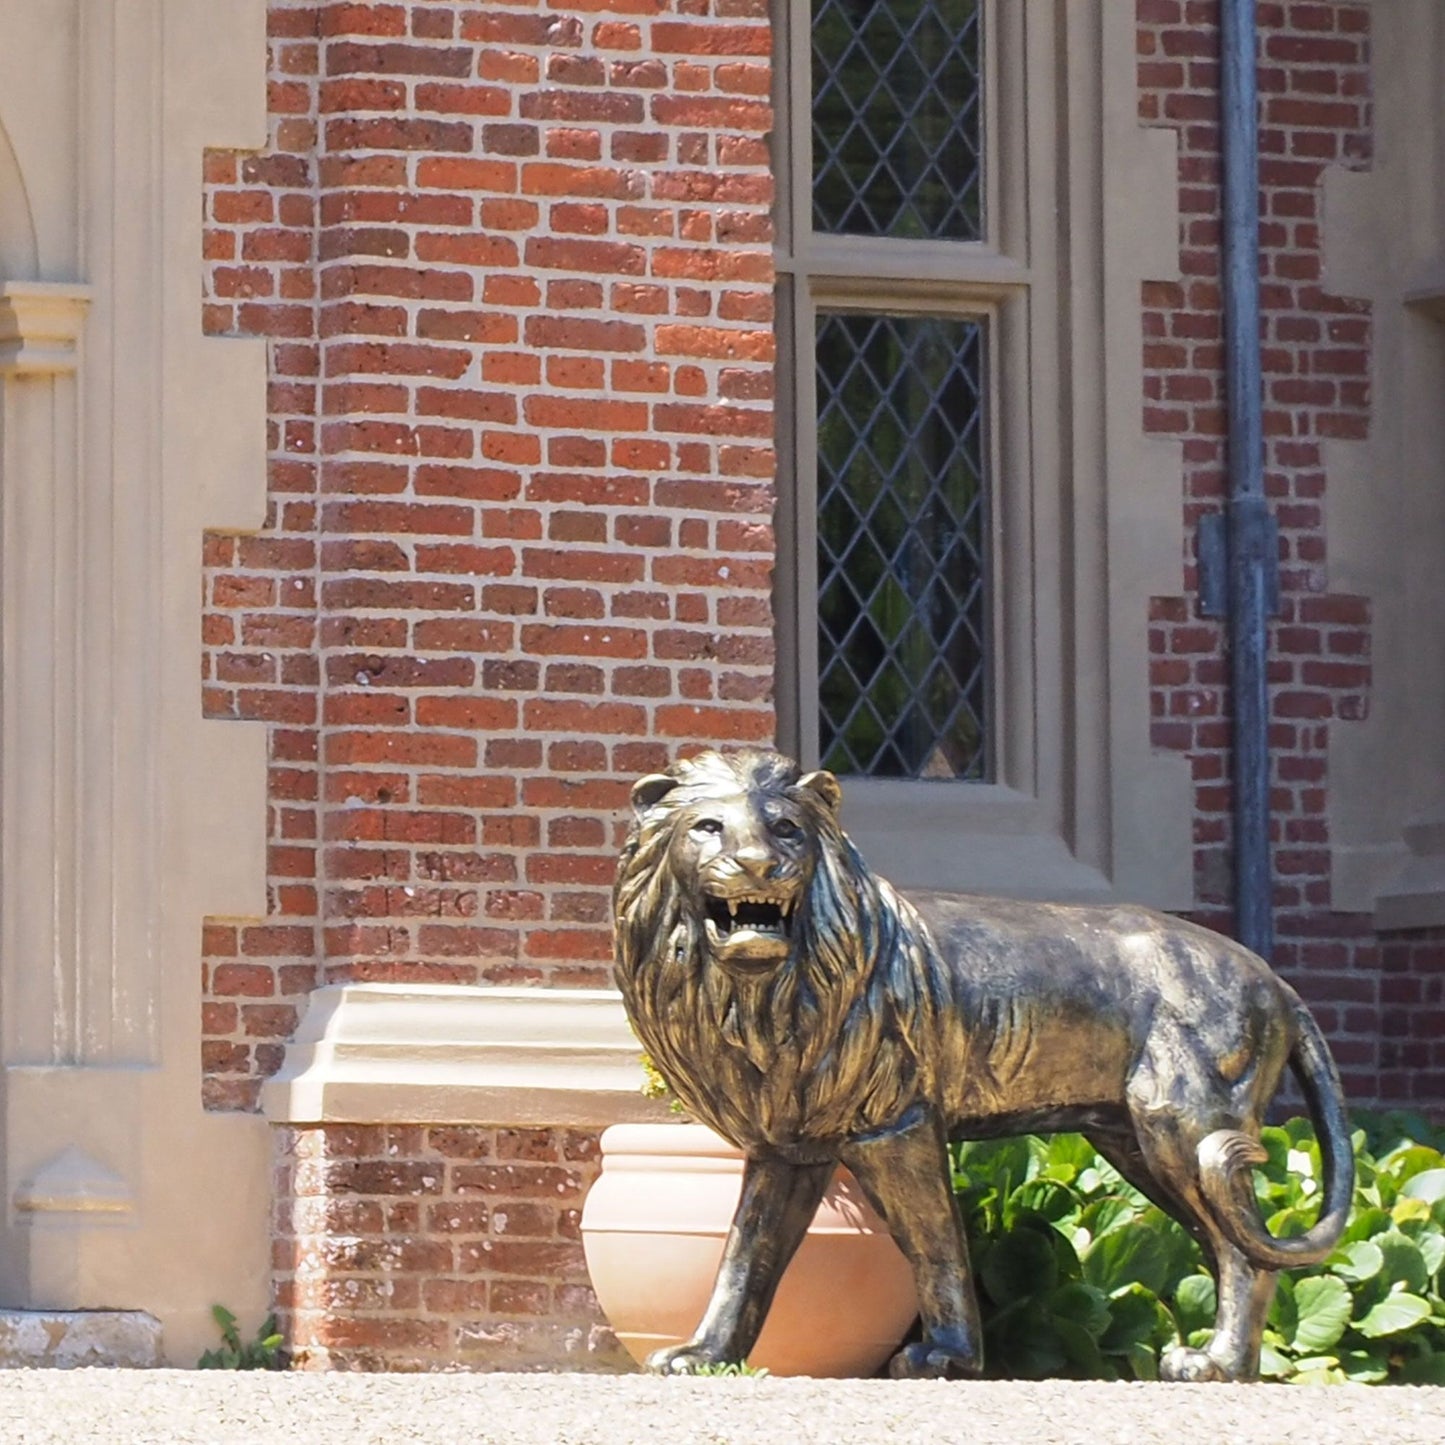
[0, 115, 39, 280]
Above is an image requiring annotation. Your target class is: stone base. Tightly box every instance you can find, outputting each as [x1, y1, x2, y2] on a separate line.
[0, 1310, 162, 1368]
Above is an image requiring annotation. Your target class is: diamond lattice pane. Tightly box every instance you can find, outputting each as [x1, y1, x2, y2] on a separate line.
[815, 312, 988, 780]
[812, 0, 982, 240]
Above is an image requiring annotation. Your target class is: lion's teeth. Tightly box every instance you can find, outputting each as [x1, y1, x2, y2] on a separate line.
[728, 900, 738, 920]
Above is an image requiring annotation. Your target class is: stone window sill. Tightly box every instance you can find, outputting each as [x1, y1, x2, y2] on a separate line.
[260, 984, 672, 1128]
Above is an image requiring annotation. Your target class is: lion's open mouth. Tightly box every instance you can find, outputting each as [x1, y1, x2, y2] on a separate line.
[702, 893, 795, 969]
[705, 895, 792, 939]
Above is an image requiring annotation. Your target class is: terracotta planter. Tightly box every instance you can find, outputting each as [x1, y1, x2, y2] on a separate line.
[581, 1122, 918, 1378]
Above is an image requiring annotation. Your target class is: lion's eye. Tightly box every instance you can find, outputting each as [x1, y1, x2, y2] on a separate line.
[770, 817, 802, 842]
[691, 818, 724, 836]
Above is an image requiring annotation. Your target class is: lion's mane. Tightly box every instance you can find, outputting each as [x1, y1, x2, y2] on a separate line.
[613, 750, 936, 1152]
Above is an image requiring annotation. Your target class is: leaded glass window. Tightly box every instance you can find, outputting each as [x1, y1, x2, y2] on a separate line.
[815, 314, 987, 779]
[775, 0, 1001, 787]
[812, 0, 982, 240]
[775, 3, 1118, 894]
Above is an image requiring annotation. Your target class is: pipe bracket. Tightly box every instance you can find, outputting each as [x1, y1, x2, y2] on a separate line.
[1196, 507, 1280, 620]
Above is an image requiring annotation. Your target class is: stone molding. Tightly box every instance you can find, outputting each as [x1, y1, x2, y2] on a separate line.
[0, 0, 271, 1365]
[0, 281, 90, 374]
[263, 985, 671, 1128]
[13, 1146, 132, 1218]
[1374, 820, 1445, 933]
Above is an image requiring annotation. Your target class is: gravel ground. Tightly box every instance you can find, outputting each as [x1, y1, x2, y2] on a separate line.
[0, 1371, 1441, 1445]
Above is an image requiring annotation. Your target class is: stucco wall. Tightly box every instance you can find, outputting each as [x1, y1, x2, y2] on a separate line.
[0, 0, 273, 1366]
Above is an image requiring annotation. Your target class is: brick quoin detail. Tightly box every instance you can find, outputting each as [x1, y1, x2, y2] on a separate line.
[201, 0, 778, 1112]
[202, 0, 327, 1112]
[1131, 0, 1439, 1103]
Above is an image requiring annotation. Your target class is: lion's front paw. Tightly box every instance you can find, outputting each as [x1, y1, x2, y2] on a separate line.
[646, 1341, 734, 1376]
[1159, 1346, 1230, 1383]
[888, 1339, 981, 1380]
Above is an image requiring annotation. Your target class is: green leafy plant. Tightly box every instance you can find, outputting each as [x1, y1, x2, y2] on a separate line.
[688, 1361, 770, 1377]
[949, 1114, 1445, 1384]
[1255, 1115, 1445, 1384]
[630, 1049, 1445, 1384]
[196, 1305, 286, 1370]
[640, 1052, 689, 1115]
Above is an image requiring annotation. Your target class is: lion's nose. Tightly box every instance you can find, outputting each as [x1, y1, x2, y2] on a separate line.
[734, 845, 776, 881]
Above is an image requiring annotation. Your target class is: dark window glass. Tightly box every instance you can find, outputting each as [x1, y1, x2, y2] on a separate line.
[815, 312, 988, 779]
[812, 0, 982, 240]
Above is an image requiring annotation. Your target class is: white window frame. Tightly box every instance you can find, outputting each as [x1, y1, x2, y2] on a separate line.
[773, 0, 1194, 903]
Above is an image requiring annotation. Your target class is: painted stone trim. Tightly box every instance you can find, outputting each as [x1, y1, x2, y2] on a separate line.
[262, 984, 670, 1127]
[0, 0, 272, 1365]
[0, 281, 90, 374]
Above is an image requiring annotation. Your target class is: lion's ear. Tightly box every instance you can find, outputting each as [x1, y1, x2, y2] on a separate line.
[797, 769, 842, 816]
[631, 772, 680, 818]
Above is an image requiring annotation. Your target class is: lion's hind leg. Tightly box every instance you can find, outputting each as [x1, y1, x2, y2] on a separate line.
[1122, 1057, 1278, 1383]
[1085, 1130, 1212, 1258]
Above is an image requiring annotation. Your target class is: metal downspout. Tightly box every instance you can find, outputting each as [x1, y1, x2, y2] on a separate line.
[1218, 0, 1277, 959]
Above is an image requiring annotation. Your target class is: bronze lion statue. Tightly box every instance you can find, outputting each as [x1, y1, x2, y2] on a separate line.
[612, 749, 1353, 1383]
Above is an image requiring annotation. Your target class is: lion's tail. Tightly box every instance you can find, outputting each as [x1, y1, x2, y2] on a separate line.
[1196, 1006, 1354, 1269]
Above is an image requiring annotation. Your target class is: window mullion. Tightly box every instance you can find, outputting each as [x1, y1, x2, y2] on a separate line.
[786, 0, 812, 266]
[792, 275, 822, 770]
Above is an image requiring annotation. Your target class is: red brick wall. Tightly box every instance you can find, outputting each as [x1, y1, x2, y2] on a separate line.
[1379, 929, 1445, 1104]
[196, 0, 1443, 1378]
[276, 1122, 624, 1369]
[201, 0, 777, 1110]
[1132, 0, 1435, 1104]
